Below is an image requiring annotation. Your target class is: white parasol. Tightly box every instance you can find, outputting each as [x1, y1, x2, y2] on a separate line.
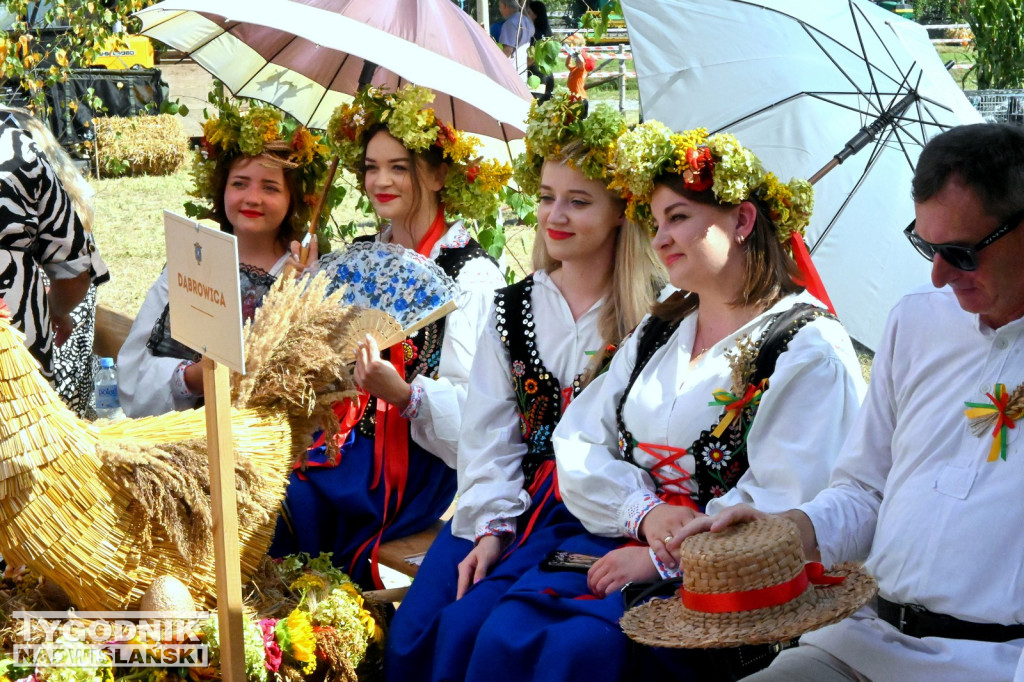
[136, 0, 532, 140]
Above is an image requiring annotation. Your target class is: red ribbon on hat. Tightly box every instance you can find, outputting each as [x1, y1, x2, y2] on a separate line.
[680, 562, 845, 613]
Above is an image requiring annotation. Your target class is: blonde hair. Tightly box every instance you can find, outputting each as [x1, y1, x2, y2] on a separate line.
[4, 108, 95, 232]
[532, 183, 665, 387]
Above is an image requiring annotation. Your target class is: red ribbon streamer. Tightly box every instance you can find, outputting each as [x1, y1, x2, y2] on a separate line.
[351, 204, 448, 589]
[680, 562, 844, 613]
[295, 394, 370, 479]
[789, 233, 835, 314]
[504, 460, 561, 557]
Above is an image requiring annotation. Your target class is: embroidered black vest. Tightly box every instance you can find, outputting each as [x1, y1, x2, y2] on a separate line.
[352, 233, 498, 437]
[147, 263, 278, 362]
[495, 274, 590, 487]
[616, 302, 835, 509]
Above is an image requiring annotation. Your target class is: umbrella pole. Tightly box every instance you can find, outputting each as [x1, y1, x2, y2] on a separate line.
[807, 91, 918, 186]
[300, 156, 340, 263]
[808, 158, 840, 186]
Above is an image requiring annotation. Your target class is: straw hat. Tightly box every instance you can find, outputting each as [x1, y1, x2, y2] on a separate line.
[620, 516, 876, 649]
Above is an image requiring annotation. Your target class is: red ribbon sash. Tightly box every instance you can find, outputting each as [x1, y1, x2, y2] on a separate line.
[504, 460, 561, 557]
[355, 204, 448, 589]
[681, 562, 844, 613]
[295, 394, 371, 479]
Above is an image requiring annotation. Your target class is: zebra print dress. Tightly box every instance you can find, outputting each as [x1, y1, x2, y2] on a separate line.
[0, 113, 105, 380]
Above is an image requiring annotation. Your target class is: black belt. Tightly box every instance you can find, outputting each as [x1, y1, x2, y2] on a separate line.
[877, 597, 1024, 643]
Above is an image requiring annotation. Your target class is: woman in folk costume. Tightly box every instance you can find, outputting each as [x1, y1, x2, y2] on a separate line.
[386, 91, 665, 682]
[462, 123, 867, 682]
[270, 84, 509, 588]
[119, 100, 328, 417]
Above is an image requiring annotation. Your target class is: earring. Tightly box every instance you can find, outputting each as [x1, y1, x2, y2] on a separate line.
[736, 234, 746, 245]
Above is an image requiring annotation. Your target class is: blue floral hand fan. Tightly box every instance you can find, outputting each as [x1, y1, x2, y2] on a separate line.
[320, 241, 458, 335]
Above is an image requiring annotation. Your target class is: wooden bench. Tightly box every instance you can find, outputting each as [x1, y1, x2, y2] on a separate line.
[377, 518, 446, 578]
[94, 304, 135, 359]
[363, 504, 454, 604]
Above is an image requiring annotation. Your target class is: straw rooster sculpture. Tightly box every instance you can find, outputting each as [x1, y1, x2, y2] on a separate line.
[0, 273, 391, 610]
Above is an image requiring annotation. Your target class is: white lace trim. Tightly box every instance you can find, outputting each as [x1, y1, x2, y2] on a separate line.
[476, 517, 516, 543]
[172, 360, 196, 400]
[650, 546, 682, 579]
[620, 488, 663, 540]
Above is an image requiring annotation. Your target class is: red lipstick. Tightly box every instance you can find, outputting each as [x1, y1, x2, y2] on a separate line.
[375, 193, 399, 203]
[547, 228, 573, 240]
[240, 210, 263, 218]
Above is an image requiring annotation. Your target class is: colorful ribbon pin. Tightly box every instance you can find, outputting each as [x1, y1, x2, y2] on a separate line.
[709, 380, 766, 438]
[964, 383, 1016, 462]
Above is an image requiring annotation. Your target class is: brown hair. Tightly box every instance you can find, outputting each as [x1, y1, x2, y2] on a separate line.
[533, 156, 666, 387]
[212, 146, 304, 249]
[363, 125, 447, 229]
[650, 175, 802, 323]
[912, 122, 1024, 218]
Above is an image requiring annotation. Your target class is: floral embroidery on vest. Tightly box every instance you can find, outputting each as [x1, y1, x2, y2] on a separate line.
[617, 303, 833, 509]
[496, 275, 586, 487]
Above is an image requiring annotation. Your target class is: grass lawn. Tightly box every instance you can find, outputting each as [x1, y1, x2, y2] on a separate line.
[938, 44, 978, 91]
[91, 169, 193, 316]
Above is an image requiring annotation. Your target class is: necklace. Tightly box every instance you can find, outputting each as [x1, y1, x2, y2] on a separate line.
[691, 321, 713, 360]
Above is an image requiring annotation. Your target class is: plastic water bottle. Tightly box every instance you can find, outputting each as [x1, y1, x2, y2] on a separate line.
[94, 357, 125, 420]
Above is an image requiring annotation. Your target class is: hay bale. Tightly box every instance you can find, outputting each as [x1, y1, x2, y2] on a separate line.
[94, 114, 189, 177]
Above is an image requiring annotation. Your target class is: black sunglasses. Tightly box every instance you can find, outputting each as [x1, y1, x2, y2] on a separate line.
[904, 209, 1024, 271]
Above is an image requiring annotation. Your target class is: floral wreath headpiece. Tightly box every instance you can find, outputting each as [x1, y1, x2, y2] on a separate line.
[512, 88, 628, 197]
[610, 121, 814, 244]
[327, 84, 511, 225]
[186, 97, 333, 234]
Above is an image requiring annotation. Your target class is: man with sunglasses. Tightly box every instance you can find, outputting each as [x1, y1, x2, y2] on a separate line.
[671, 122, 1024, 681]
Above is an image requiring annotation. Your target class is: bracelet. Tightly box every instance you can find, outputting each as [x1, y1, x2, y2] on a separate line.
[171, 360, 197, 400]
[400, 383, 424, 419]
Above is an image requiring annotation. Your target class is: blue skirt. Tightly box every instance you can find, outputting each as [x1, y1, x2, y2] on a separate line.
[269, 429, 456, 588]
[385, 469, 585, 682]
[460, 532, 705, 682]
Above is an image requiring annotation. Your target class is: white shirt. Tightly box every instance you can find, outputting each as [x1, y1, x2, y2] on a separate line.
[555, 292, 866, 538]
[800, 286, 1024, 681]
[499, 11, 534, 78]
[377, 221, 506, 467]
[118, 253, 291, 417]
[453, 270, 605, 541]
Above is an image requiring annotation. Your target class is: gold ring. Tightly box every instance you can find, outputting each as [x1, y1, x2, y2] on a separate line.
[663, 535, 673, 544]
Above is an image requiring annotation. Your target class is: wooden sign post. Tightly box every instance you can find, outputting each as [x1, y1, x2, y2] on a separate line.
[164, 210, 247, 680]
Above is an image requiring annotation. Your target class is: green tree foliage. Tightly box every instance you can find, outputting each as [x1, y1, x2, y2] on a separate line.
[965, 0, 1024, 88]
[0, 0, 154, 111]
[913, 0, 968, 23]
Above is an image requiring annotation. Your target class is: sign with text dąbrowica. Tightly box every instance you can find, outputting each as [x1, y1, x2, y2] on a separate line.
[163, 210, 245, 374]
